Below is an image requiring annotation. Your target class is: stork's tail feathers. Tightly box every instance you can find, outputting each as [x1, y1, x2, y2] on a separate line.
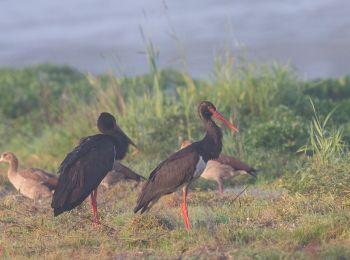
[134, 182, 154, 214]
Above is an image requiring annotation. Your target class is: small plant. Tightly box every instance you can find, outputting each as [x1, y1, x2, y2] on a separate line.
[298, 98, 345, 164]
[285, 98, 350, 196]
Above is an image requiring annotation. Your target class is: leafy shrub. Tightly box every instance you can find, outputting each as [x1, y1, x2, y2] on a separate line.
[294, 97, 350, 129]
[245, 106, 307, 151]
[303, 76, 350, 101]
[0, 64, 93, 128]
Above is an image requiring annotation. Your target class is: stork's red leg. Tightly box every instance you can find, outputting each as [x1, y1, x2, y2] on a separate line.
[181, 186, 191, 230]
[181, 204, 190, 229]
[181, 202, 189, 228]
[93, 189, 100, 224]
[90, 192, 95, 214]
[90, 189, 100, 225]
[90, 191, 96, 220]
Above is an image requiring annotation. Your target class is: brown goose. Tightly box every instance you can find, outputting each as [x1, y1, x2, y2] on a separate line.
[0, 152, 58, 200]
[181, 140, 256, 194]
[101, 161, 145, 188]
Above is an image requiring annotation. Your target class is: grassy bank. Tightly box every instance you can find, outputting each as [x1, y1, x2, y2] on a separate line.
[1, 185, 350, 259]
[0, 62, 350, 258]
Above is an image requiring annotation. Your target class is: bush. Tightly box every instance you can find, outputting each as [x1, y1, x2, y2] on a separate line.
[245, 106, 307, 151]
[0, 64, 93, 129]
[303, 76, 350, 101]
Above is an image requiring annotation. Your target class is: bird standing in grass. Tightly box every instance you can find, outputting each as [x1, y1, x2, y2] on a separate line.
[101, 161, 145, 189]
[134, 101, 238, 229]
[51, 112, 136, 224]
[180, 140, 257, 194]
[0, 152, 58, 200]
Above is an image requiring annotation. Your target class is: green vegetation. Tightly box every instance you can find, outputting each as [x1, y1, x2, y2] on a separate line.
[0, 60, 350, 258]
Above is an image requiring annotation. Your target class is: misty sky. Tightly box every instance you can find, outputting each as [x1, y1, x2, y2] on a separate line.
[0, 0, 349, 78]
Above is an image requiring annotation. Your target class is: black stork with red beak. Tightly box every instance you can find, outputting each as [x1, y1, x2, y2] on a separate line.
[181, 140, 257, 194]
[134, 101, 238, 229]
[51, 112, 136, 224]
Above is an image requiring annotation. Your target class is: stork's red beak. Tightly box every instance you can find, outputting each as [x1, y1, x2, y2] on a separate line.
[210, 108, 239, 132]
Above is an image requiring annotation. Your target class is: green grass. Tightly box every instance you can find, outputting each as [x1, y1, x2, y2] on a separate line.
[0, 56, 350, 258]
[1, 184, 349, 258]
[298, 98, 345, 164]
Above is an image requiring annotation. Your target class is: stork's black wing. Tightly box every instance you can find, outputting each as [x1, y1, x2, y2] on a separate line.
[134, 145, 199, 213]
[51, 134, 115, 216]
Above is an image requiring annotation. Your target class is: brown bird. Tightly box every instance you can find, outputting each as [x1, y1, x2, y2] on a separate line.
[0, 152, 58, 200]
[51, 112, 136, 224]
[134, 101, 238, 229]
[181, 140, 256, 194]
[101, 161, 145, 189]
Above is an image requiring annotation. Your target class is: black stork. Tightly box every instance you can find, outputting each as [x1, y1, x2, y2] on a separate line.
[134, 101, 238, 229]
[181, 140, 257, 194]
[51, 112, 136, 224]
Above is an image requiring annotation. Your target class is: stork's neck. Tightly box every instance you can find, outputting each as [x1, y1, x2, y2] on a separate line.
[108, 133, 129, 160]
[199, 119, 223, 161]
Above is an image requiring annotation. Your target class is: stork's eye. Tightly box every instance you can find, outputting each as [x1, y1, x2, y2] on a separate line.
[204, 110, 211, 117]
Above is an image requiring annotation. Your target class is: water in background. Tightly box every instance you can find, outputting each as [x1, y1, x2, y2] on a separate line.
[1, 0, 349, 78]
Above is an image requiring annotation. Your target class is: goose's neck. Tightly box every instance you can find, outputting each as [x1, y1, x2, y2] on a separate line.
[7, 158, 19, 177]
[199, 119, 223, 161]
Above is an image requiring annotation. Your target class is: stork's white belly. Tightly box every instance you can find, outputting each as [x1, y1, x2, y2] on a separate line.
[193, 156, 206, 178]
